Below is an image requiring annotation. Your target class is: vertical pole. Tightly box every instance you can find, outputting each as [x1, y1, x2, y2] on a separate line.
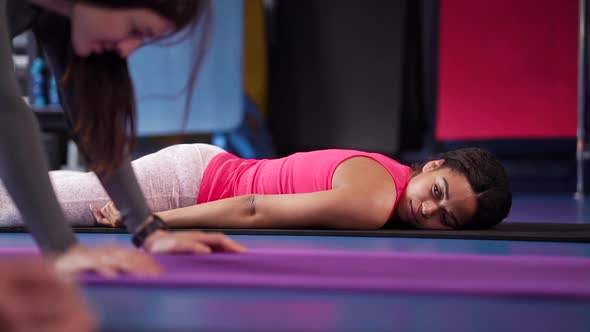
[420, 0, 440, 155]
[576, 0, 587, 199]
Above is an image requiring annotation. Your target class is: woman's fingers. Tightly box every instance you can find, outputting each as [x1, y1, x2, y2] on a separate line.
[104, 202, 122, 226]
[100, 204, 109, 217]
[144, 231, 247, 254]
[90, 204, 121, 227]
[105, 247, 162, 276]
[163, 239, 212, 254]
[53, 245, 163, 278]
[93, 265, 119, 278]
[191, 232, 247, 253]
[149, 237, 211, 254]
[89, 205, 103, 224]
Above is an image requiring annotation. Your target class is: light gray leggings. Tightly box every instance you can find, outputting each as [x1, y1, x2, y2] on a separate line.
[0, 143, 226, 226]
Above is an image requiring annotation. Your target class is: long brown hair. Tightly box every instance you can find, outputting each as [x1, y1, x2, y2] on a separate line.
[62, 0, 210, 175]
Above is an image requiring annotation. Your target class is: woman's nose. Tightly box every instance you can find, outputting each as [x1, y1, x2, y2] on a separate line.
[421, 200, 439, 218]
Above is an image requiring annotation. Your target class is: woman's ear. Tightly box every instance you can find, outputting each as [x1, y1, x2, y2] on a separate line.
[422, 159, 445, 172]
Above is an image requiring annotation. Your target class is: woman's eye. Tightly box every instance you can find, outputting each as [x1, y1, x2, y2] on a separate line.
[433, 184, 441, 198]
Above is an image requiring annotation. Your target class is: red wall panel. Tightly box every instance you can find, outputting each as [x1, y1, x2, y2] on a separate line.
[436, 0, 578, 140]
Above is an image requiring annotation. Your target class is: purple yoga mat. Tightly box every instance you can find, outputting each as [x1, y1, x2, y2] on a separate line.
[82, 249, 590, 298]
[1, 248, 589, 298]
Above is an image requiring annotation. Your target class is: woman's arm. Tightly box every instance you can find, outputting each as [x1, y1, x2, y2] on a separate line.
[157, 189, 388, 230]
[98, 159, 154, 233]
[0, 2, 77, 254]
[96, 157, 397, 230]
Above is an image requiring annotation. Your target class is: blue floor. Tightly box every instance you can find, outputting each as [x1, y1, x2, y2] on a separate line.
[73, 231, 589, 332]
[86, 285, 590, 332]
[0, 193, 589, 331]
[507, 193, 590, 223]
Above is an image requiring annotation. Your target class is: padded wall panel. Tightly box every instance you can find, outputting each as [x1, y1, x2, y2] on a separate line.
[270, 0, 406, 155]
[437, 0, 578, 140]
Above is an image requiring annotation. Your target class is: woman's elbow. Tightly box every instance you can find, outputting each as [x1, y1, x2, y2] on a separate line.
[238, 194, 258, 227]
[341, 210, 386, 230]
[356, 201, 391, 230]
[357, 215, 387, 230]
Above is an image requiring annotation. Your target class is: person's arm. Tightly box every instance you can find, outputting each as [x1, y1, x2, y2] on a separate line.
[98, 159, 154, 233]
[0, 0, 77, 254]
[0, 4, 223, 276]
[26, 3, 244, 256]
[0, 260, 96, 331]
[25, 2, 150, 236]
[162, 156, 396, 230]
[0, 3, 163, 276]
[157, 189, 390, 230]
[95, 157, 398, 230]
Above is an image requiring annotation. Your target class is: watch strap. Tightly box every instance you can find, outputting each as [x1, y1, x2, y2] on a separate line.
[131, 214, 168, 248]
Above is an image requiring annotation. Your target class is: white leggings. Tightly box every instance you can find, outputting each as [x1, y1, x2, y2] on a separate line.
[0, 143, 226, 226]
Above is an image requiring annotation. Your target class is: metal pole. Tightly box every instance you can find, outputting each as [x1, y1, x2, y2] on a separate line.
[576, 0, 587, 199]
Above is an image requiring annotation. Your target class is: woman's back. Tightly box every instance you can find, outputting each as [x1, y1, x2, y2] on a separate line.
[197, 149, 412, 206]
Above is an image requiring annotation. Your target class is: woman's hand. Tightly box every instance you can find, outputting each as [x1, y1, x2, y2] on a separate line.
[52, 234, 245, 277]
[90, 201, 123, 227]
[143, 230, 247, 254]
[52, 244, 163, 278]
[0, 260, 96, 332]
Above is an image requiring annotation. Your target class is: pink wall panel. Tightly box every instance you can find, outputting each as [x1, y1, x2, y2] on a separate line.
[436, 0, 578, 140]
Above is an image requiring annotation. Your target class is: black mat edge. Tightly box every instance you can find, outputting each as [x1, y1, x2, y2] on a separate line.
[1, 222, 589, 243]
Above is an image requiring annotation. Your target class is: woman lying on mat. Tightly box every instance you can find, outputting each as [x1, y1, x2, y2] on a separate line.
[0, 0, 244, 278]
[0, 144, 511, 230]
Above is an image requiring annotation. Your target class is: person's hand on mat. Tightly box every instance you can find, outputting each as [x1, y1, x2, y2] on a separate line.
[90, 201, 123, 228]
[90, 203, 246, 254]
[0, 260, 96, 332]
[143, 230, 247, 254]
[53, 244, 163, 278]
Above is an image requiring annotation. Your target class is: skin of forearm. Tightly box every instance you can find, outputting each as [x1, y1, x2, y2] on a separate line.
[152, 190, 386, 230]
[155, 195, 257, 228]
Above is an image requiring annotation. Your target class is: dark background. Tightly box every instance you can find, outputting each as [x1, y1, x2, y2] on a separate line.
[266, 0, 580, 193]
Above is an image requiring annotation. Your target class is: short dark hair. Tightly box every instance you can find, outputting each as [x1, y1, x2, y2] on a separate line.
[413, 148, 512, 229]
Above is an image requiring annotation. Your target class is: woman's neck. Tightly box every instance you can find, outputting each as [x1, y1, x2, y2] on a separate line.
[29, 0, 73, 17]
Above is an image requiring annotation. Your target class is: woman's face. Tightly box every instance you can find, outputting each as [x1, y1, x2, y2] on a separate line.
[70, 4, 173, 58]
[396, 160, 478, 230]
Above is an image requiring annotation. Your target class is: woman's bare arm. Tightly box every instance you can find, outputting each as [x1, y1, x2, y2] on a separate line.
[157, 157, 396, 229]
[95, 157, 398, 230]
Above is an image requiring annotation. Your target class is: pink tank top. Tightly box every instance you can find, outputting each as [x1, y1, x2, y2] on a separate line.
[197, 150, 412, 218]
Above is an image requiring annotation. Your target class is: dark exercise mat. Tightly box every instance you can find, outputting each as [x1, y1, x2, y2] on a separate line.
[1, 222, 590, 243]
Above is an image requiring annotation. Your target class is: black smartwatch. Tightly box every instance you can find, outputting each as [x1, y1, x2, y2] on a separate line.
[132, 214, 168, 248]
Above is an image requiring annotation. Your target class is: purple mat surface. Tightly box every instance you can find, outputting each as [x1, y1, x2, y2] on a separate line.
[1, 248, 589, 298]
[84, 249, 590, 298]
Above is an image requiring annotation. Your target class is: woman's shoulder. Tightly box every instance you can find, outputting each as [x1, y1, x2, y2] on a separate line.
[332, 151, 412, 189]
[289, 148, 395, 159]
[302, 149, 408, 168]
